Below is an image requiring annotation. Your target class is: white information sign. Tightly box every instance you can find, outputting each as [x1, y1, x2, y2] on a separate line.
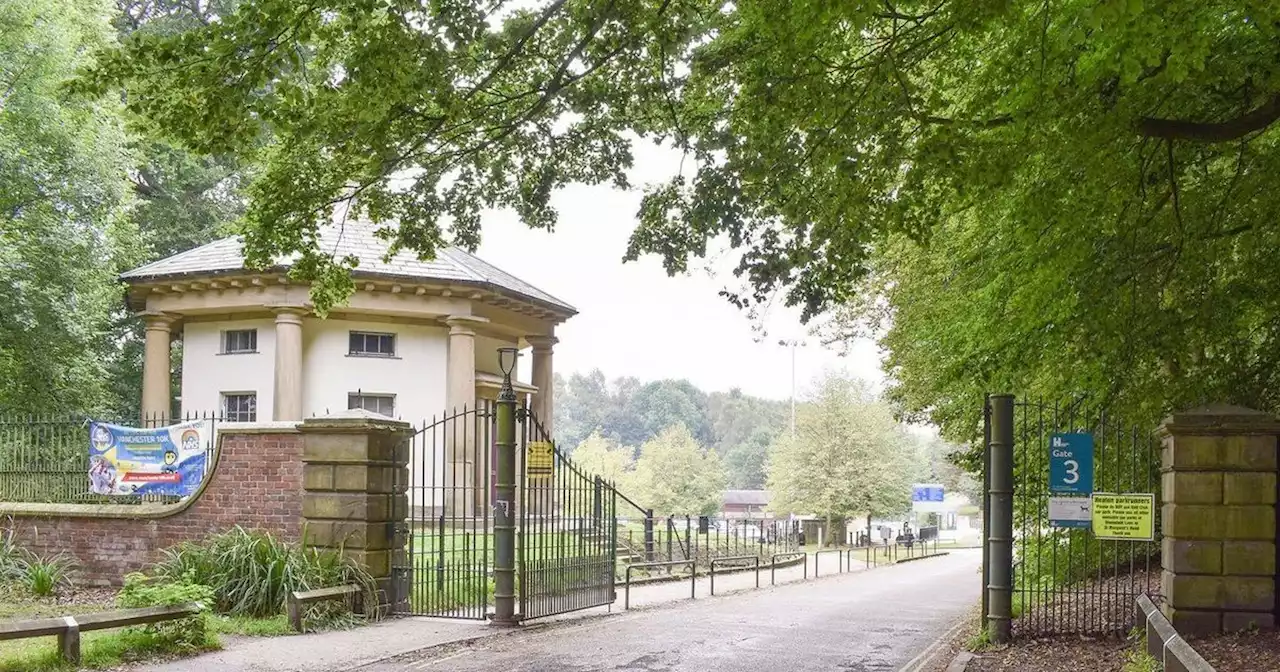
[1048, 495, 1092, 529]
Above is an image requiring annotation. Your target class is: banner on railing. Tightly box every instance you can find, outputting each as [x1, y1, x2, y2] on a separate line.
[88, 419, 210, 496]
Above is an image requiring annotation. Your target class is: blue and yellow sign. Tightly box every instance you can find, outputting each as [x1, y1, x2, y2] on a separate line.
[88, 420, 210, 497]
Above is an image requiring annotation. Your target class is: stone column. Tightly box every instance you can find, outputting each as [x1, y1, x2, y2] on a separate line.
[445, 316, 480, 415]
[444, 316, 483, 516]
[300, 410, 413, 614]
[1159, 404, 1280, 636]
[141, 312, 176, 425]
[526, 335, 557, 436]
[272, 307, 306, 421]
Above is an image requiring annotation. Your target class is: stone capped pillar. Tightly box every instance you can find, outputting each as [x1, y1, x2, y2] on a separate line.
[271, 306, 306, 421]
[300, 410, 413, 614]
[445, 316, 483, 414]
[1159, 404, 1280, 636]
[526, 335, 557, 436]
[141, 312, 176, 425]
[444, 315, 485, 516]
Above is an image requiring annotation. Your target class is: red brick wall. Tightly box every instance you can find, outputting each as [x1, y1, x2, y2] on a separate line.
[6, 431, 303, 586]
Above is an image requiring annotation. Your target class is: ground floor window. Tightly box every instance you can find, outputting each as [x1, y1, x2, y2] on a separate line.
[348, 392, 396, 417]
[222, 392, 257, 422]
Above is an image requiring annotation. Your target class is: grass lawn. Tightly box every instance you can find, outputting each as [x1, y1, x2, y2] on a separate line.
[209, 614, 293, 637]
[0, 623, 218, 672]
[0, 593, 332, 671]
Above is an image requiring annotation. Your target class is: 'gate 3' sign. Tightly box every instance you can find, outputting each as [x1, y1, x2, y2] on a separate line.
[1048, 433, 1093, 495]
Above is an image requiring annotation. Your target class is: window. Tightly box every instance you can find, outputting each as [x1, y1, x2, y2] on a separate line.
[349, 331, 396, 357]
[222, 329, 257, 354]
[223, 393, 257, 422]
[348, 392, 396, 417]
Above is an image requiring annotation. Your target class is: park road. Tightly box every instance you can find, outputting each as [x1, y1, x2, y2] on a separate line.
[366, 549, 982, 672]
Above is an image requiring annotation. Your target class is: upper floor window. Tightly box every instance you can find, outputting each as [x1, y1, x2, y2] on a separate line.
[222, 392, 257, 422]
[222, 329, 257, 354]
[349, 331, 396, 357]
[348, 392, 396, 417]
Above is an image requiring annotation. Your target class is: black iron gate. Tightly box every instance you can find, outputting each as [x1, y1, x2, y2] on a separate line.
[393, 400, 618, 622]
[985, 395, 1162, 639]
[517, 408, 617, 620]
[395, 402, 494, 620]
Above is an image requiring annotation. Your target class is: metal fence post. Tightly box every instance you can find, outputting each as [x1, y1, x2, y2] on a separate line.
[592, 475, 603, 531]
[644, 509, 655, 562]
[491, 348, 519, 626]
[988, 394, 1015, 644]
[981, 396, 992, 635]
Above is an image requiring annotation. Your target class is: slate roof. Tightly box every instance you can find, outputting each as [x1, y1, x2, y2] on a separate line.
[120, 222, 575, 314]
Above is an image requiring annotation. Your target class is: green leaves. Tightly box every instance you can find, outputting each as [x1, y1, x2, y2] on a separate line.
[628, 424, 725, 516]
[0, 0, 142, 415]
[766, 371, 916, 522]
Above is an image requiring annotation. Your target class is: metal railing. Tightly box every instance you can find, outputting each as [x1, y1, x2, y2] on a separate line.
[624, 559, 696, 609]
[621, 540, 946, 610]
[616, 515, 799, 573]
[0, 411, 223, 505]
[709, 555, 760, 595]
[770, 551, 807, 585]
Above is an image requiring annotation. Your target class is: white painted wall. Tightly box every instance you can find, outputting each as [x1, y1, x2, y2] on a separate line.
[180, 318, 276, 418]
[181, 315, 476, 512]
[300, 317, 448, 423]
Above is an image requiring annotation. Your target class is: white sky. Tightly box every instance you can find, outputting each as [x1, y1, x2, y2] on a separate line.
[475, 139, 887, 402]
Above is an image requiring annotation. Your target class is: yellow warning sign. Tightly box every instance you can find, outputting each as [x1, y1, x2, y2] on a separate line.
[527, 440, 554, 474]
[1091, 493, 1155, 541]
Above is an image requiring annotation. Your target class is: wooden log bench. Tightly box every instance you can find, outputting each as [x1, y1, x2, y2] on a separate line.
[287, 584, 364, 632]
[0, 602, 202, 664]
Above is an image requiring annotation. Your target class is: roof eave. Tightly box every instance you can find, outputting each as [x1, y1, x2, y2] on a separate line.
[119, 267, 578, 321]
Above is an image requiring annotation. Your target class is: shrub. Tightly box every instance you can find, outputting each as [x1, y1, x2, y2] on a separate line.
[0, 518, 18, 581]
[13, 551, 76, 597]
[117, 570, 216, 649]
[151, 527, 377, 618]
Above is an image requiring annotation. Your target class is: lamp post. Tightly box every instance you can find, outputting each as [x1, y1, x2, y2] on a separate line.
[492, 346, 519, 626]
[777, 338, 805, 438]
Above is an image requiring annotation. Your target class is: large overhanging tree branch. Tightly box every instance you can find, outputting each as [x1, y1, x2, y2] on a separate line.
[81, 0, 1280, 321]
[1138, 94, 1280, 142]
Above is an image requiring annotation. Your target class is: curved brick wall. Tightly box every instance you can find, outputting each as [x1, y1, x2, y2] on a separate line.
[1, 428, 303, 586]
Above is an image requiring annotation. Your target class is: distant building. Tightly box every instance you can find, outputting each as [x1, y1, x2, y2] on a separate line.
[722, 490, 772, 519]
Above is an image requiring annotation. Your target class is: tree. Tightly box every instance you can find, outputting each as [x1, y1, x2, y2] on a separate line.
[568, 431, 634, 489]
[625, 380, 713, 449]
[552, 370, 787, 488]
[553, 370, 613, 450]
[85, 1, 1280, 329]
[913, 434, 981, 506]
[88, 1, 1280, 457]
[766, 372, 915, 545]
[96, 0, 250, 417]
[628, 425, 725, 516]
[0, 0, 143, 415]
[708, 388, 786, 488]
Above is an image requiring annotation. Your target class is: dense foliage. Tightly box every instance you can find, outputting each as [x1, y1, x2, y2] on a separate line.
[152, 526, 377, 618]
[72, 0, 1280, 450]
[559, 369, 973, 520]
[0, 0, 143, 415]
[626, 425, 727, 516]
[554, 370, 786, 489]
[0, 0, 245, 417]
[766, 371, 918, 543]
